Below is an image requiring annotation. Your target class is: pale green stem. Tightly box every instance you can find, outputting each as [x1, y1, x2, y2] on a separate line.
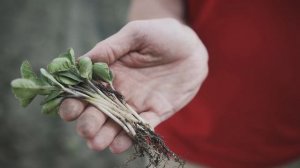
[92, 94, 138, 122]
[90, 96, 138, 136]
[63, 87, 89, 98]
[65, 81, 148, 136]
[125, 104, 148, 125]
[108, 83, 146, 123]
[88, 99, 130, 133]
[87, 80, 120, 107]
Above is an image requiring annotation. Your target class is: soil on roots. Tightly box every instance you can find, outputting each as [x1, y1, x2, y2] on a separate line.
[94, 81, 185, 167]
[127, 123, 185, 168]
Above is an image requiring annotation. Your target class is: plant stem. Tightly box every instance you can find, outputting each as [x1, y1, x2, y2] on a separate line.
[88, 98, 136, 136]
[64, 79, 150, 137]
[63, 87, 89, 98]
[88, 99, 130, 133]
[87, 80, 121, 108]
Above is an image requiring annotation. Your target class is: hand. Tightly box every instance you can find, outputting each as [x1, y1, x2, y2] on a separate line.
[59, 18, 208, 154]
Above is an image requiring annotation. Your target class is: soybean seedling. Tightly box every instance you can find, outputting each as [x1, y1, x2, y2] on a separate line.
[11, 48, 185, 168]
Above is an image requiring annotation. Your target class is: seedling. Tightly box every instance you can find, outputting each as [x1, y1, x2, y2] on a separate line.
[11, 48, 184, 168]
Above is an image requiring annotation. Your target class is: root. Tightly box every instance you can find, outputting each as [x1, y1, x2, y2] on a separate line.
[90, 80, 185, 168]
[131, 123, 185, 168]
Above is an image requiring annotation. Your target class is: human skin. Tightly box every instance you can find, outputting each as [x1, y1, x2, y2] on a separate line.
[59, 2, 208, 154]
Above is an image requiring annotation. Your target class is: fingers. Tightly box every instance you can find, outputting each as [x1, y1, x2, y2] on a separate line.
[109, 111, 162, 153]
[82, 21, 144, 64]
[87, 119, 122, 151]
[109, 131, 132, 154]
[59, 98, 86, 121]
[61, 100, 162, 154]
[76, 106, 107, 138]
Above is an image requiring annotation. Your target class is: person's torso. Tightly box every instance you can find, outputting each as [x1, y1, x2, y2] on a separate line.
[157, 1, 300, 167]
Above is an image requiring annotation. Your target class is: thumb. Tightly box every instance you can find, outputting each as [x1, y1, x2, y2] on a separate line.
[83, 22, 142, 64]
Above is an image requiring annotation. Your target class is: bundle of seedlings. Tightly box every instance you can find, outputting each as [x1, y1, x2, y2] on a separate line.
[11, 48, 185, 168]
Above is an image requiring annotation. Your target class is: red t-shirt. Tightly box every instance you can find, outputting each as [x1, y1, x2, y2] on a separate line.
[156, 1, 300, 168]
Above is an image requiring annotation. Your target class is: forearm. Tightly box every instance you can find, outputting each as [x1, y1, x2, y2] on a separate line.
[128, 0, 184, 22]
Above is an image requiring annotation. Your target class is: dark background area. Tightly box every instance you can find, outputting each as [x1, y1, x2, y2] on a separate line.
[0, 0, 144, 167]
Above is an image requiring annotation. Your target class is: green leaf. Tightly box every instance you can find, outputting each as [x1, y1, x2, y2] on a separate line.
[78, 57, 93, 80]
[20, 97, 36, 107]
[11, 79, 37, 100]
[59, 48, 76, 65]
[56, 76, 80, 85]
[58, 71, 83, 82]
[41, 90, 63, 105]
[47, 57, 73, 74]
[20, 60, 37, 80]
[20, 61, 50, 86]
[41, 97, 63, 115]
[67, 48, 76, 65]
[11, 78, 54, 107]
[40, 68, 64, 88]
[92, 62, 113, 83]
[34, 75, 51, 86]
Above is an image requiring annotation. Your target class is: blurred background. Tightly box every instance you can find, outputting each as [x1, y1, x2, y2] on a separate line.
[0, 0, 145, 167]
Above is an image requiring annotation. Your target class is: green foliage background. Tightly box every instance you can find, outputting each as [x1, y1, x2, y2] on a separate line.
[0, 0, 144, 167]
